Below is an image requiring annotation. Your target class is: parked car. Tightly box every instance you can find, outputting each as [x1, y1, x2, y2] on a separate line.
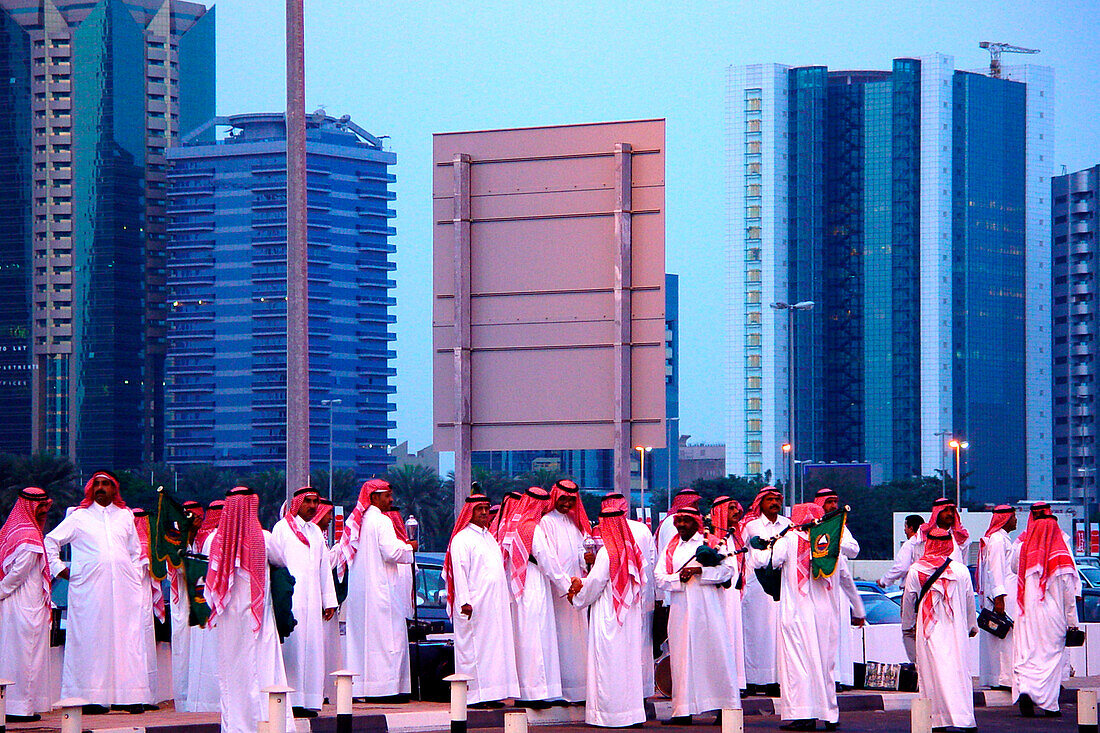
[1079, 588, 1100, 623]
[1081, 565, 1100, 589]
[855, 580, 885, 595]
[859, 591, 902, 624]
[1078, 556, 1100, 569]
[409, 552, 455, 701]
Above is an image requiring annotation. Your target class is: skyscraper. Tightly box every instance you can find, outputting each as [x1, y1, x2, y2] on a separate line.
[727, 55, 1052, 504]
[0, 0, 214, 469]
[164, 112, 396, 479]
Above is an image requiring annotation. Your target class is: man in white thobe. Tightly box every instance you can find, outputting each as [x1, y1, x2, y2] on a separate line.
[741, 486, 789, 696]
[335, 479, 417, 700]
[132, 507, 163, 707]
[752, 502, 865, 731]
[168, 499, 205, 710]
[570, 502, 648, 727]
[271, 487, 338, 716]
[879, 499, 970, 588]
[445, 494, 519, 706]
[185, 501, 223, 713]
[876, 514, 924, 588]
[711, 496, 746, 691]
[531, 479, 590, 703]
[653, 489, 700, 654]
[656, 506, 739, 724]
[204, 486, 293, 733]
[1013, 503, 1080, 718]
[312, 498, 344, 704]
[44, 471, 151, 713]
[901, 528, 978, 731]
[813, 489, 860, 689]
[0, 487, 53, 722]
[977, 505, 1018, 690]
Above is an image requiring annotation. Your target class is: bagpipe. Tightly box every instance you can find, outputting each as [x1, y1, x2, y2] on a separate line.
[747, 505, 850, 602]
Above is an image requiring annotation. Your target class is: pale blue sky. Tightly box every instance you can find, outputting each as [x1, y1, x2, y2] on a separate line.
[214, 0, 1100, 451]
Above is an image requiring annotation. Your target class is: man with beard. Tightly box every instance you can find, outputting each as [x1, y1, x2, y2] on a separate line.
[710, 496, 746, 691]
[977, 505, 1018, 690]
[740, 486, 789, 696]
[812, 488, 860, 689]
[880, 498, 970, 589]
[44, 471, 150, 714]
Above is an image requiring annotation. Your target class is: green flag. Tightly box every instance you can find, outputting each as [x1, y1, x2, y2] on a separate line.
[810, 509, 847, 579]
[183, 553, 212, 627]
[151, 488, 192, 580]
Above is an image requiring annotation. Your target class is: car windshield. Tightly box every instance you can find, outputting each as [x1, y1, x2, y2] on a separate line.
[416, 563, 447, 609]
[1082, 566, 1100, 588]
[860, 592, 902, 624]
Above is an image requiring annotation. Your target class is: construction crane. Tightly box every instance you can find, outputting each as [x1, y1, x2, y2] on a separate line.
[979, 41, 1040, 78]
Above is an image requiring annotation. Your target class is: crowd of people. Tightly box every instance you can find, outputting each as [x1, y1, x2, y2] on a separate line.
[0, 473, 1083, 733]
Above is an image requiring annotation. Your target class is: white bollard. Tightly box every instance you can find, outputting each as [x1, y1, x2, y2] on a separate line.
[910, 696, 932, 733]
[721, 707, 744, 733]
[330, 669, 357, 733]
[262, 685, 293, 733]
[55, 698, 88, 733]
[504, 710, 529, 733]
[1080, 689, 1099, 733]
[0, 678, 11, 733]
[443, 673, 472, 733]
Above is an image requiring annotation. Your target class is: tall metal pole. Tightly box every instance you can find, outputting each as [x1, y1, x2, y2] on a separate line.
[787, 308, 795, 513]
[955, 445, 961, 508]
[285, 0, 309, 502]
[638, 448, 646, 525]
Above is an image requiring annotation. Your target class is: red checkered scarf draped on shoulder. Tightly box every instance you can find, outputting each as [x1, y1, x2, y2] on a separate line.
[491, 492, 521, 539]
[598, 507, 644, 624]
[976, 505, 1014, 595]
[205, 489, 266, 631]
[813, 488, 837, 509]
[333, 479, 390, 577]
[0, 487, 52, 609]
[549, 480, 591, 535]
[709, 497, 746, 587]
[664, 508, 703, 574]
[194, 500, 223, 551]
[283, 487, 319, 546]
[791, 502, 824, 595]
[913, 530, 957, 634]
[500, 488, 551, 597]
[387, 510, 408, 542]
[311, 500, 333, 529]
[78, 471, 127, 509]
[920, 499, 969, 546]
[443, 495, 490, 617]
[1016, 509, 1075, 612]
[133, 508, 166, 622]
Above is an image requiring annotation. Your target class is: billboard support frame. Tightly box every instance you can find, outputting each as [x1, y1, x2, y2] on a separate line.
[452, 154, 473, 514]
[613, 143, 633, 504]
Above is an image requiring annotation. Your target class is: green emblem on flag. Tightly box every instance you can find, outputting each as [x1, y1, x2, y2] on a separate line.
[151, 488, 192, 581]
[183, 553, 212, 627]
[810, 509, 847, 579]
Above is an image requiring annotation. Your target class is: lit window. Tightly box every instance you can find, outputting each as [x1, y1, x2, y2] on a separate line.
[746, 333, 761, 346]
[746, 355, 761, 368]
[748, 461, 763, 474]
[746, 119, 761, 132]
[746, 290, 761, 304]
[746, 184, 761, 197]
[746, 205, 761, 219]
[747, 162, 761, 175]
[747, 418, 762, 432]
[747, 376, 762, 389]
[747, 440, 762, 453]
[746, 247, 761, 261]
[746, 398, 762, 411]
[746, 269, 761, 283]
[746, 311, 761, 325]
[746, 140, 761, 154]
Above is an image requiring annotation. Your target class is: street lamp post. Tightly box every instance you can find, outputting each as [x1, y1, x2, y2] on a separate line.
[934, 429, 951, 498]
[771, 300, 814, 515]
[635, 446, 651, 526]
[948, 438, 969, 507]
[666, 416, 680, 511]
[321, 399, 342, 501]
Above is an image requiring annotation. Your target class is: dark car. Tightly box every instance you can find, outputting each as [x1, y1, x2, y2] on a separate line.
[859, 591, 902, 625]
[1079, 588, 1100, 623]
[408, 552, 455, 700]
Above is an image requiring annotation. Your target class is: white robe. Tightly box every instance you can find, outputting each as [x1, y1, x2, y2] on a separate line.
[184, 534, 220, 712]
[322, 542, 343, 704]
[1012, 554, 1078, 712]
[271, 516, 338, 710]
[655, 514, 678, 605]
[136, 558, 160, 702]
[572, 546, 647, 727]
[741, 514, 790, 686]
[717, 537, 746, 690]
[531, 511, 588, 701]
[628, 519, 657, 697]
[44, 503, 152, 705]
[209, 529, 293, 733]
[902, 559, 977, 730]
[0, 545, 52, 716]
[978, 529, 1018, 688]
[168, 565, 190, 709]
[510, 554, 563, 701]
[344, 504, 414, 697]
[834, 527, 860, 687]
[448, 524, 520, 704]
[753, 534, 864, 724]
[880, 532, 969, 588]
[656, 532, 740, 717]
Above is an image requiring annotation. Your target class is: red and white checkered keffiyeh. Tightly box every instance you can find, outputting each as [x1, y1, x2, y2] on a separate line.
[491, 492, 522, 539]
[1016, 510, 1075, 612]
[194, 500, 223, 551]
[311, 499, 333, 528]
[500, 487, 552, 597]
[78, 471, 127, 509]
[738, 486, 781, 532]
[813, 488, 837, 509]
[387, 509, 408, 542]
[921, 498, 969, 546]
[791, 502, 823, 595]
[709, 497, 745, 588]
[664, 507, 703, 574]
[333, 479, 391, 577]
[283, 487, 319, 546]
[133, 508, 166, 622]
[205, 488, 266, 631]
[0, 487, 52, 610]
[597, 507, 643, 624]
[977, 505, 1015, 595]
[549, 479, 590, 535]
[913, 530, 957, 635]
[444, 494, 491, 617]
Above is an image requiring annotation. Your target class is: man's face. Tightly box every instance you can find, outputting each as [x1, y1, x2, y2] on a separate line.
[316, 512, 332, 532]
[822, 497, 839, 513]
[297, 494, 319, 521]
[673, 514, 698, 540]
[727, 507, 743, 529]
[936, 506, 956, 528]
[471, 503, 491, 528]
[761, 494, 782, 520]
[91, 476, 116, 507]
[370, 489, 394, 512]
[904, 524, 918, 539]
[554, 494, 576, 514]
[34, 499, 51, 523]
[1004, 513, 1018, 532]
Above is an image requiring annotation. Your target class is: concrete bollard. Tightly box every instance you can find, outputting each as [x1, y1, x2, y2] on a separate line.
[443, 673, 472, 733]
[54, 698, 88, 733]
[0, 679, 11, 733]
[330, 669, 357, 733]
[262, 685, 293, 733]
[504, 710, 528, 733]
[910, 696, 932, 733]
[1080, 689, 1098, 733]
[721, 707, 744, 733]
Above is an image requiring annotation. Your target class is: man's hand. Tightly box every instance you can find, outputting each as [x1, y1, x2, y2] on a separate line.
[969, 627, 978, 638]
[679, 566, 702, 583]
[851, 616, 866, 628]
[567, 577, 583, 602]
[993, 595, 1005, 615]
[876, 577, 887, 589]
[583, 551, 596, 567]
[322, 607, 336, 621]
[460, 603, 472, 619]
[408, 540, 419, 551]
[55, 567, 70, 581]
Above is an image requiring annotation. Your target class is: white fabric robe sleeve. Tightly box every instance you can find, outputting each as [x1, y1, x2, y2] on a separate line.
[0, 549, 40, 600]
[320, 545, 337, 609]
[656, 549, 733, 593]
[879, 535, 918, 587]
[571, 550, 610, 609]
[451, 540, 474, 611]
[266, 532, 288, 568]
[840, 527, 860, 559]
[376, 523, 413, 565]
[44, 511, 78, 577]
[530, 523, 573, 595]
[835, 557, 865, 619]
[985, 533, 1009, 600]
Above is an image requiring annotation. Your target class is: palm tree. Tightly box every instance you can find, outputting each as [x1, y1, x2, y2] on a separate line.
[0, 452, 80, 528]
[385, 464, 450, 552]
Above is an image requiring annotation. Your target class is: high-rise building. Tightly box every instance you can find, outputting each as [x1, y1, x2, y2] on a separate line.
[727, 55, 1053, 504]
[164, 112, 396, 478]
[1052, 164, 1100, 505]
[0, 0, 214, 469]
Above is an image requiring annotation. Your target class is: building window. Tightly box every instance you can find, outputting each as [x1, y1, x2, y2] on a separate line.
[746, 354, 761, 368]
[746, 290, 761, 304]
[747, 376, 762, 389]
[748, 461, 763, 474]
[746, 333, 761, 347]
[746, 119, 761, 132]
[746, 269, 761, 283]
[746, 140, 762, 155]
[746, 398, 762, 411]
[747, 440, 762, 454]
[746, 311, 761, 325]
[747, 418, 762, 432]
[746, 205, 761, 219]
[746, 183, 761, 198]
[746, 247, 761, 261]
[746, 227, 761, 241]
[746, 162, 761, 175]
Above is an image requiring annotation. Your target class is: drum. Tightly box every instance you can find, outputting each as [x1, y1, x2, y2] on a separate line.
[654, 652, 673, 698]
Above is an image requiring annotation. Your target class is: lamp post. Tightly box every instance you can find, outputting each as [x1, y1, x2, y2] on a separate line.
[934, 429, 951, 498]
[771, 301, 814, 515]
[666, 416, 680, 511]
[635, 446, 651, 526]
[321, 398, 342, 501]
[948, 438, 969, 507]
[781, 442, 792, 501]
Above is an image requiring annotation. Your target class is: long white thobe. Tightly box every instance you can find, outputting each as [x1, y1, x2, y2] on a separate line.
[572, 546, 647, 727]
[168, 564, 190, 709]
[322, 542, 343, 704]
[1012, 560, 1078, 712]
[511, 552, 563, 701]
[978, 529, 1018, 688]
[272, 516, 338, 710]
[656, 533, 740, 717]
[717, 538, 746, 690]
[448, 524, 520, 704]
[628, 519, 657, 697]
[185, 534, 220, 712]
[753, 535, 863, 724]
[531, 512, 588, 701]
[136, 557, 159, 701]
[45, 504, 151, 705]
[741, 514, 791, 686]
[834, 527, 860, 687]
[880, 533, 969, 588]
[902, 560, 977, 730]
[344, 504, 414, 697]
[0, 545, 52, 716]
[209, 530, 293, 733]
